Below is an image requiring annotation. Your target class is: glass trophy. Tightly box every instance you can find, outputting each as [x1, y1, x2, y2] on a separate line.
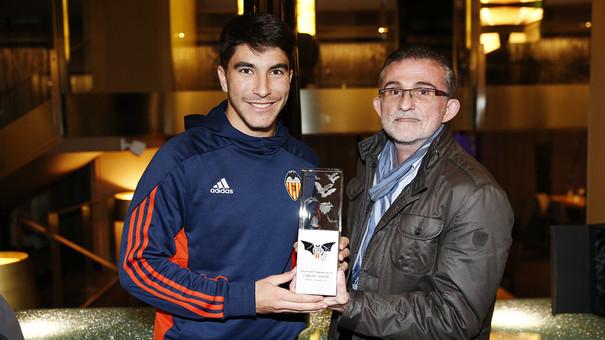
[295, 168, 343, 296]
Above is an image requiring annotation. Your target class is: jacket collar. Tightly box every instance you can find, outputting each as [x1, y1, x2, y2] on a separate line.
[359, 125, 454, 210]
[358, 126, 452, 234]
[359, 124, 454, 169]
[184, 100, 289, 155]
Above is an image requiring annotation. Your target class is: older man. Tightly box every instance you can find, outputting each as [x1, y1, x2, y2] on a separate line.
[327, 46, 513, 339]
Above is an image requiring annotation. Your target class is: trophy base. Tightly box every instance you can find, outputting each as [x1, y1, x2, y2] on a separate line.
[297, 310, 332, 340]
[295, 229, 339, 296]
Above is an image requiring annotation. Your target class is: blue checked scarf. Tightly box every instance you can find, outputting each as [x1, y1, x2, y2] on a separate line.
[351, 125, 443, 289]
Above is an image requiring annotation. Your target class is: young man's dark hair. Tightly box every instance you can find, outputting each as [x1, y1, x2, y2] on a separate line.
[218, 13, 295, 68]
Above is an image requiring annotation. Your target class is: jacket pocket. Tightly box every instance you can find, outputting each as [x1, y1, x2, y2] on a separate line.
[346, 176, 364, 201]
[390, 214, 444, 275]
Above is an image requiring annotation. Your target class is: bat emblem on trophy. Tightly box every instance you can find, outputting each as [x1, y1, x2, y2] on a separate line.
[301, 241, 336, 261]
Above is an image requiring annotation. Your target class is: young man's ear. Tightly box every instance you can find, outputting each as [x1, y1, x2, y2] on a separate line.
[442, 98, 460, 123]
[217, 65, 228, 93]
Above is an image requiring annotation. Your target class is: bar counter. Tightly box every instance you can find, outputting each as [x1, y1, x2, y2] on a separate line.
[15, 299, 605, 339]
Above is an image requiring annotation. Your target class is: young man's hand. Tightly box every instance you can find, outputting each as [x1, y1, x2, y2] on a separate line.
[255, 270, 327, 314]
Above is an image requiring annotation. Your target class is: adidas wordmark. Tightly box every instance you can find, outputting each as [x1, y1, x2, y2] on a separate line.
[210, 178, 234, 194]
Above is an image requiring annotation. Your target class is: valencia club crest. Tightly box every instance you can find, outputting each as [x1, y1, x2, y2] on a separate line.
[284, 170, 301, 201]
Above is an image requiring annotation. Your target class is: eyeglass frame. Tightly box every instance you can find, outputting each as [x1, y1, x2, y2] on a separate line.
[377, 87, 450, 101]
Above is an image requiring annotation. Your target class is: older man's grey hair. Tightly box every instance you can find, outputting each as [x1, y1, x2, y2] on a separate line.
[378, 46, 457, 96]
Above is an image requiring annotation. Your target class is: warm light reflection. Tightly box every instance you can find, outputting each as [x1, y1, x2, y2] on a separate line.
[115, 191, 135, 201]
[46, 153, 102, 176]
[97, 149, 159, 192]
[70, 74, 94, 93]
[585, 21, 592, 28]
[297, 0, 316, 36]
[62, 0, 70, 61]
[490, 332, 541, 340]
[480, 7, 543, 26]
[169, 0, 195, 47]
[21, 320, 67, 338]
[0, 258, 20, 265]
[465, 0, 472, 49]
[509, 32, 527, 43]
[508, 24, 540, 44]
[237, 0, 244, 15]
[491, 308, 544, 329]
[0, 252, 28, 266]
[378, 27, 389, 34]
[481, 0, 540, 3]
[480, 32, 501, 54]
[299, 204, 309, 227]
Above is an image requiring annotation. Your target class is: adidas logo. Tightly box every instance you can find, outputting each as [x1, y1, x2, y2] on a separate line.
[210, 178, 234, 194]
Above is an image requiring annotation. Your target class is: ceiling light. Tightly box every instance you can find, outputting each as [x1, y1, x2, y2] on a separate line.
[237, 0, 244, 15]
[480, 33, 501, 54]
[509, 32, 527, 43]
[509, 23, 541, 44]
[481, 7, 543, 26]
[481, 0, 540, 4]
[297, 0, 316, 36]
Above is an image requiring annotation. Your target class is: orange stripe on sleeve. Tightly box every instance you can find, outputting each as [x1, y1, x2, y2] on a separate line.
[123, 203, 143, 276]
[122, 187, 225, 318]
[135, 188, 225, 303]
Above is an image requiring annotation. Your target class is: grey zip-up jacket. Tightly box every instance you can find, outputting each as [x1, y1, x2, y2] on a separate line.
[335, 125, 513, 340]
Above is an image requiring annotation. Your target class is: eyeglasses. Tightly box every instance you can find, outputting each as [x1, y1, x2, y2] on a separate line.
[378, 87, 449, 102]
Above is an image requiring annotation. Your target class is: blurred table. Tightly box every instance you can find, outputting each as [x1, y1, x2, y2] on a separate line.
[549, 194, 586, 209]
[549, 194, 586, 223]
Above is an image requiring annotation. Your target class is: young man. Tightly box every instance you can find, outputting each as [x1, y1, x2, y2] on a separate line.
[119, 14, 331, 339]
[327, 46, 514, 339]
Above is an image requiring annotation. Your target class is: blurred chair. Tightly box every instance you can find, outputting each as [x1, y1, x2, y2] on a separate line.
[547, 200, 570, 225]
[523, 193, 553, 253]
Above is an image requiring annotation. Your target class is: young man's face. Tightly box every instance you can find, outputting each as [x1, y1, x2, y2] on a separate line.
[373, 58, 460, 148]
[217, 44, 292, 137]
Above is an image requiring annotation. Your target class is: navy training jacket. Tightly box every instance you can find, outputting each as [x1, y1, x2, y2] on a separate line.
[118, 100, 319, 339]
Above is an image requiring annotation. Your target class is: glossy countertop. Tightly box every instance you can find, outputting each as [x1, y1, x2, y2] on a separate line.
[15, 299, 605, 339]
